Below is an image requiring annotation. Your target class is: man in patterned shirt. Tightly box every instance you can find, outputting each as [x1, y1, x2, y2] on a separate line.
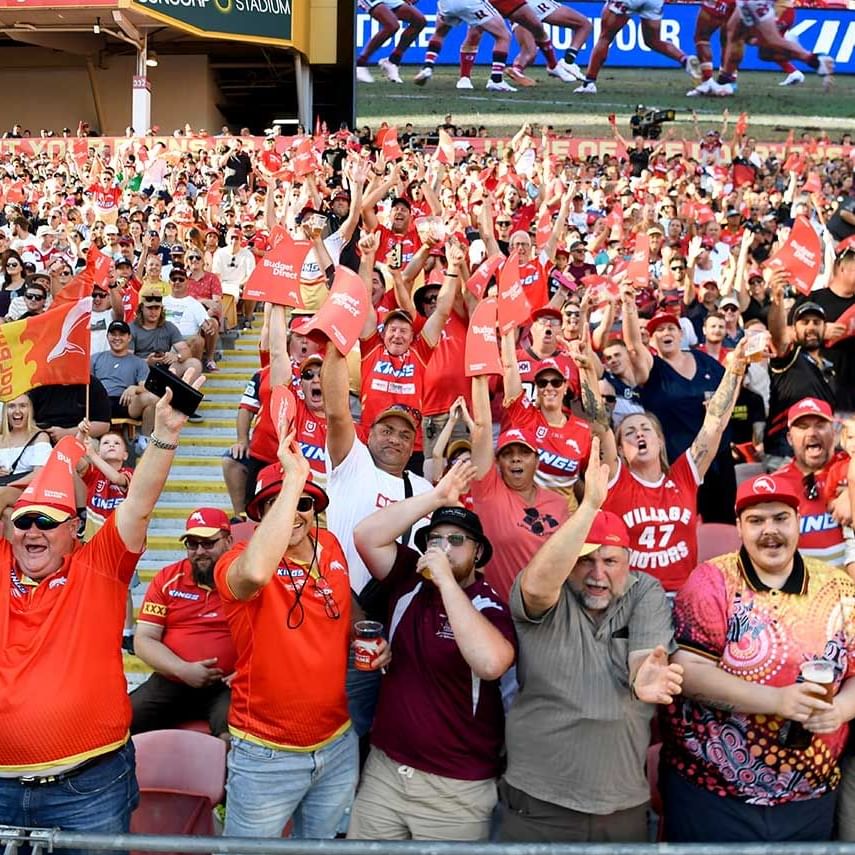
[661, 472, 855, 842]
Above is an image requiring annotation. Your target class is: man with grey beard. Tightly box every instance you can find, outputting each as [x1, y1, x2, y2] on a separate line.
[130, 508, 236, 739]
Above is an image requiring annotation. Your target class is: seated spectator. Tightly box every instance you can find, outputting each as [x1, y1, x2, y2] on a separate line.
[349, 465, 516, 840]
[89, 279, 125, 354]
[500, 443, 682, 842]
[132, 508, 236, 738]
[130, 285, 203, 382]
[29, 375, 112, 443]
[184, 246, 223, 330]
[5, 274, 51, 321]
[164, 265, 219, 370]
[91, 321, 157, 435]
[0, 249, 27, 317]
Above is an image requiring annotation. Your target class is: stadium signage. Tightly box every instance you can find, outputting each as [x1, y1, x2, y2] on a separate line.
[131, 0, 293, 45]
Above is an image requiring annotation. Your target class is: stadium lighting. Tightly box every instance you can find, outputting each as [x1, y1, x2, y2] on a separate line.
[93, 17, 101, 34]
[146, 51, 159, 67]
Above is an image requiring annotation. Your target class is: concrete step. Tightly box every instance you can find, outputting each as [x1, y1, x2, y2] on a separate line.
[166, 439, 230, 454]
[179, 426, 233, 438]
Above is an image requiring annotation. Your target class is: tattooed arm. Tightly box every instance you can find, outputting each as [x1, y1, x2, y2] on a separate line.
[689, 340, 748, 479]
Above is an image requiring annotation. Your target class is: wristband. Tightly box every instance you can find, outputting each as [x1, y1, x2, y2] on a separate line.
[149, 433, 179, 451]
[445, 272, 459, 278]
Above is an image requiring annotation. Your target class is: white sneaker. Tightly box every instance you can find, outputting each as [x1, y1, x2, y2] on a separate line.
[548, 60, 577, 83]
[486, 78, 517, 92]
[686, 77, 714, 96]
[684, 54, 702, 80]
[817, 54, 834, 76]
[778, 69, 804, 86]
[709, 80, 735, 96]
[456, 77, 474, 89]
[413, 66, 433, 85]
[356, 66, 374, 83]
[505, 66, 537, 87]
[378, 57, 403, 84]
[573, 81, 597, 94]
[135, 435, 149, 455]
[555, 59, 584, 81]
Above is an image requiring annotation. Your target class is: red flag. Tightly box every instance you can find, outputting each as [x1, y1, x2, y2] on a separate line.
[268, 224, 290, 249]
[206, 178, 223, 207]
[695, 204, 715, 225]
[435, 128, 456, 165]
[765, 215, 822, 297]
[465, 298, 502, 377]
[580, 274, 619, 305]
[804, 171, 822, 195]
[535, 207, 552, 250]
[825, 303, 855, 344]
[497, 251, 531, 336]
[377, 126, 403, 162]
[260, 149, 283, 175]
[466, 253, 505, 300]
[0, 297, 91, 402]
[87, 244, 111, 289]
[783, 152, 806, 175]
[735, 112, 749, 136]
[301, 266, 369, 355]
[624, 232, 650, 289]
[271, 385, 298, 438]
[242, 233, 313, 307]
[732, 162, 756, 188]
[293, 138, 316, 178]
[606, 203, 624, 241]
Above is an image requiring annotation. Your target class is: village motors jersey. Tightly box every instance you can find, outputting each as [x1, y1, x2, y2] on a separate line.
[603, 454, 701, 593]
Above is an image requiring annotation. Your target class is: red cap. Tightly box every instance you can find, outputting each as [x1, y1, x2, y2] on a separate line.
[531, 307, 563, 323]
[579, 510, 631, 556]
[836, 235, 855, 255]
[496, 427, 538, 455]
[787, 397, 834, 427]
[180, 508, 231, 540]
[246, 465, 329, 522]
[647, 311, 682, 336]
[534, 357, 569, 380]
[735, 474, 801, 516]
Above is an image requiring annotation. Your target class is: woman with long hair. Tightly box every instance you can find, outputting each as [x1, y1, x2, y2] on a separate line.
[0, 250, 26, 317]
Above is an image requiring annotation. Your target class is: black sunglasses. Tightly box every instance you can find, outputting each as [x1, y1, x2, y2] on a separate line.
[186, 255, 202, 261]
[296, 496, 316, 513]
[301, 369, 320, 381]
[144, 297, 163, 305]
[536, 377, 564, 389]
[671, 265, 686, 271]
[13, 514, 65, 531]
[92, 291, 108, 298]
[171, 277, 186, 284]
[25, 292, 46, 300]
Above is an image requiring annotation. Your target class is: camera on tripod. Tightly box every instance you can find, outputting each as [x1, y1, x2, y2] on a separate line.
[629, 105, 676, 140]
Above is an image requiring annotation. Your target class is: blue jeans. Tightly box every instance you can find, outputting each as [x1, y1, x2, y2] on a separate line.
[345, 652, 381, 738]
[224, 728, 358, 838]
[0, 742, 139, 855]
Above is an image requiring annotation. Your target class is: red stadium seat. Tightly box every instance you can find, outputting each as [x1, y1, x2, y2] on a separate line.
[131, 729, 226, 850]
[231, 520, 257, 543]
[697, 522, 741, 563]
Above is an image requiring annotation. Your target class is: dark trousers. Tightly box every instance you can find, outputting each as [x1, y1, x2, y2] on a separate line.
[497, 780, 648, 843]
[662, 766, 836, 842]
[130, 672, 231, 737]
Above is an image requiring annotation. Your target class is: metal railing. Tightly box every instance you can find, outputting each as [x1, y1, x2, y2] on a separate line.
[6, 829, 855, 855]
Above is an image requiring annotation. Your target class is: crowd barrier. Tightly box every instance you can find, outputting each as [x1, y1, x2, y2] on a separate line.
[355, 0, 855, 74]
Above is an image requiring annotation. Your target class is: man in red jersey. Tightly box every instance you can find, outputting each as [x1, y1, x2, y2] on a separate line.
[0, 377, 202, 834]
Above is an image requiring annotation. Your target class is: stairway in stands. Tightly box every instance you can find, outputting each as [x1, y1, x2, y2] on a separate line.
[124, 324, 260, 689]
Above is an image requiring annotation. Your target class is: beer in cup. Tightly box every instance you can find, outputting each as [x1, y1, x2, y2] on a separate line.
[800, 658, 836, 703]
[353, 620, 384, 671]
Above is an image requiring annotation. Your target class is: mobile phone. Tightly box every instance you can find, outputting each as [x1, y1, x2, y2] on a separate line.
[388, 243, 403, 269]
[144, 363, 204, 416]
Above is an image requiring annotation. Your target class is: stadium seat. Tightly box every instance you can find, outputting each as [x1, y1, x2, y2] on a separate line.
[131, 729, 226, 849]
[111, 416, 142, 443]
[231, 520, 257, 542]
[697, 522, 741, 562]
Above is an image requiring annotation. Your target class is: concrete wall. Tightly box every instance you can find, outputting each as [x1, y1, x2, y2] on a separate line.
[0, 50, 225, 136]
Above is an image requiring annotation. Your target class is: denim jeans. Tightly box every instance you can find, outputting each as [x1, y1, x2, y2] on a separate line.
[224, 728, 358, 838]
[345, 652, 381, 738]
[0, 741, 139, 855]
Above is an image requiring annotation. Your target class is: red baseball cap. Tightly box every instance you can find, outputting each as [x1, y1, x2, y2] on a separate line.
[531, 307, 563, 323]
[180, 508, 231, 540]
[579, 510, 631, 556]
[496, 427, 538, 455]
[787, 397, 834, 427]
[534, 357, 569, 380]
[647, 311, 682, 336]
[836, 235, 855, 256]
[735, 474, 801, 516]
[246, 465, 329, 522]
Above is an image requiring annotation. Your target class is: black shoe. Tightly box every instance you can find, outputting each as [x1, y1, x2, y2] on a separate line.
[122, 634, 135, 655]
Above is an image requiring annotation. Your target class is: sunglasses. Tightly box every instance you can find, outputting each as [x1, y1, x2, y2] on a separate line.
[301, 368, 320, 381]
[144, 298, 163, 305]
[496, 221, 512, 227]
[6, 261, 20, 268]
[722, 306, 739, 312]
[536, 377, 565, 389]
[184, 535, 225, 551]
[13, 513, 65, 531]
[296, 495, 316, 513]
[92, 291, 108, 298]
[25, 292, 46, 300]
[671, 265, 686, 271]
[171, 277, 186, 284]
[186, 255, 202, 261]
[564, 311, 581, 319]
[426, 533, 474, 549]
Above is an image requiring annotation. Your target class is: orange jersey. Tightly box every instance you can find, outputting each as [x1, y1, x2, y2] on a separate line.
[0, 516, 141, 771]
[214, 529, 352, 750]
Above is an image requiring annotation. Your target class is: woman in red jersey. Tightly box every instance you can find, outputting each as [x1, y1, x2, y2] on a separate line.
[602, 340, 748, 593]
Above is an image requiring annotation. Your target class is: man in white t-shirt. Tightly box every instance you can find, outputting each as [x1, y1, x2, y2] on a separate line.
[89, 274, 125, 355]
[163, 266, 218, 360]
[211, 227, 256, 330]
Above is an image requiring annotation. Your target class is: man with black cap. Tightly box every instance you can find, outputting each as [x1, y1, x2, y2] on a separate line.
[499, 439, 681, 842]
[362, 168, 423, 267]
[132, 507, 235, 738]
[348, 459, 516, 840]
[766, 269, 836, 460]
[660, 472, 855, 843]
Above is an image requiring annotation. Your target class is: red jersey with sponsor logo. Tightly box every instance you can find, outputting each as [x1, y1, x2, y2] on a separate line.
[501, 394, 592, 493]
[214, 530, 352, 750]
[422, 311, 470, 416]
[775, 459, 847, 568]
[138, 558, 237, 678]
[87, 182, 122, 215]
[82, 465, 133, 541]
[0, 515, 141, 771]
[359, 332, 436, 450]
[603, 454, 701, 593]
[375, 224, 421, 267]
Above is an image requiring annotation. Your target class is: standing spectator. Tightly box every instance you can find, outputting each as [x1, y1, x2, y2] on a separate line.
[211, 226, 255, 330]
[132, 508, 236, 738]
[500, 444, 682, 842]
[221, 139, 253, 194]
[164, 265, 218, 366]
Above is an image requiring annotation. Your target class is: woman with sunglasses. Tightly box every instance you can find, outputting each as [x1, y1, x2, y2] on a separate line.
[0, 250, 26, 317]
[0, 394, 50, 534]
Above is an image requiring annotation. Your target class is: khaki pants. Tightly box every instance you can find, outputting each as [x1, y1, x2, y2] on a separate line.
[347, 747, 497, 840]
[221, 294, 238, 331]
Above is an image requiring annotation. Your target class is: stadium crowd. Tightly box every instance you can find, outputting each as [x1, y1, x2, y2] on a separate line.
[1, 115, 855, 846]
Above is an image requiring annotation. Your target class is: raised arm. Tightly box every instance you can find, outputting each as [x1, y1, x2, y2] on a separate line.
[470, 374, 494, 479]
[519, 436, 608, 617]
[501, 329, 523, 403]
[321, 341, 356, 468]
[689, 340, 748, 478]
[337, 159, 367, 243]
[620, 285, 653, 383]
[268, 304, 290, 387]
[766, 270, 793, 356]
[358, 231, 380, 339]
[353, 460, 477, 580]
[421, 240, 464, 346]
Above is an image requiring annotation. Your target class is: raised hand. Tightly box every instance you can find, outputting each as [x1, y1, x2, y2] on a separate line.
[633, 646, 684, 704]
[434, 458, 478, 506]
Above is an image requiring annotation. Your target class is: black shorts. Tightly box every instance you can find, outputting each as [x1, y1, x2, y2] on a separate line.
[109, 397, 131, 420]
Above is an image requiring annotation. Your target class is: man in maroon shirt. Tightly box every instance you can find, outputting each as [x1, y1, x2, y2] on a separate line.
[348, 461, 516, 840]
